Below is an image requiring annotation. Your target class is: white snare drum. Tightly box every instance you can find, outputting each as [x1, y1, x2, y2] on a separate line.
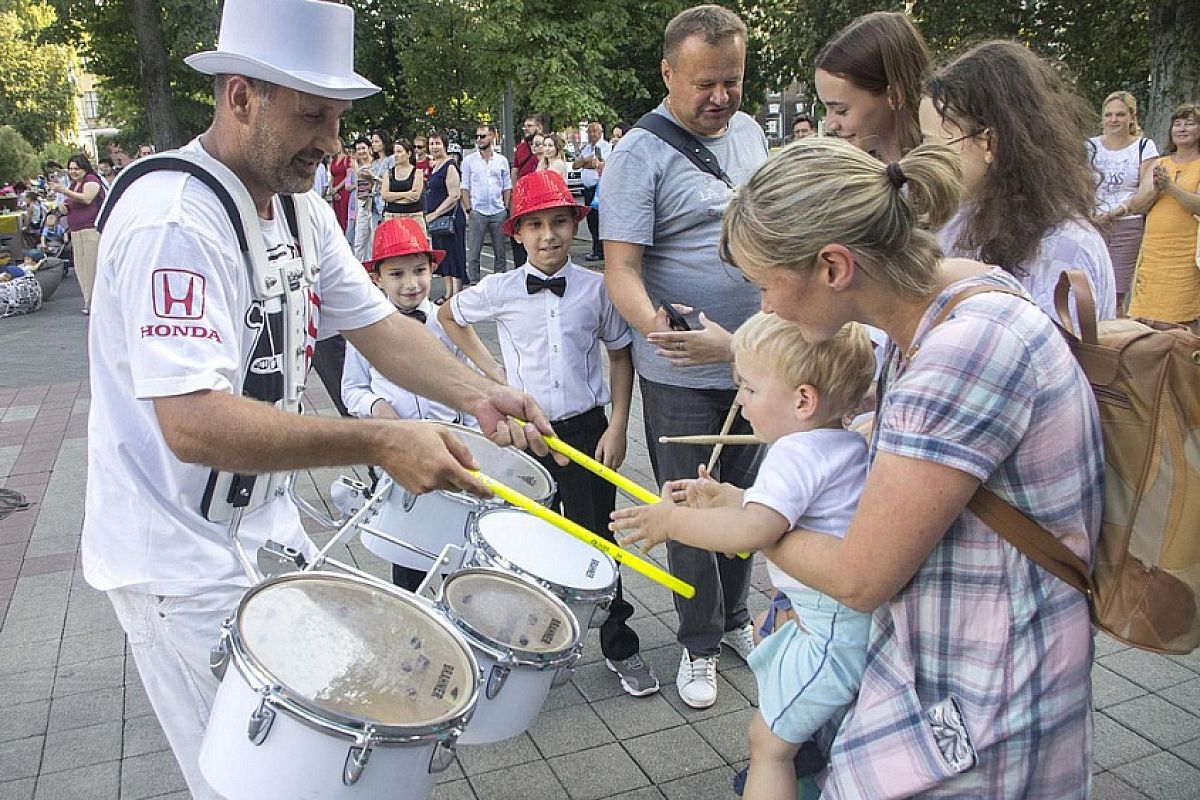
[200, 572, 480, 800]
[360, 422, 556, 570]
[467, 507, 618, 632]
[436, 568, 581, 744]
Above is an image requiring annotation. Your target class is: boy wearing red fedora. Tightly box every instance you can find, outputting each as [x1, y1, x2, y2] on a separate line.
[439, 170, 659, 696]
[347, 217, 488, 589]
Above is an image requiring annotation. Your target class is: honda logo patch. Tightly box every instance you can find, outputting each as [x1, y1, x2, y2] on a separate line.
[152, 269, 206, 320]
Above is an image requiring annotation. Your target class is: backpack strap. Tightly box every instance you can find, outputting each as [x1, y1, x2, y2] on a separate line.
[916, 281, 1094, 600]
[633, 112, 734, 187]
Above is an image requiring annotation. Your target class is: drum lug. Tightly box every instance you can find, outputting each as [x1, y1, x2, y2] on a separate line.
[485, 662, 512, 700]
[343, 727, 377, 786]
[209, 632, 230, 680]
[247, 687, 278, 745]
[428, 734, 458, 774]
[401, 487, 418, 513]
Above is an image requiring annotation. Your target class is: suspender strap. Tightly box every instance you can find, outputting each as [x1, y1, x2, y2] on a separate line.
[633, 112, 734, 187]
[98, 156, 251, 254]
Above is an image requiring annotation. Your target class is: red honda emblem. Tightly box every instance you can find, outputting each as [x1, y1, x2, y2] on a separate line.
[152, 269, 206, 320]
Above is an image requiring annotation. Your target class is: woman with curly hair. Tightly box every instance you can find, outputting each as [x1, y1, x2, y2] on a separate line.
[921, 41, 1116, 322]
[537, 133, 569, 179]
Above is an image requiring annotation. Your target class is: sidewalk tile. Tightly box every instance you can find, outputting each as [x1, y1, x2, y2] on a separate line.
[571, 660, 634, 703]
[430, 780, 476, 800]
[57, 630, 125, 667]
[0, 737, 43, 782]
[692, 707, 756, 764]
[33, 760, 118, 800]
[468, 760, 568, 800]
[0, 671, 54, 705]
[1113, 751, 1200, 800]
[528, 704, 615, 759]
[0, 639, 58, 676]
[119, 750, 187, 800]
[0, 701, 48, 744]
[1100, 649, 1197, 692]
[593, 692, 685, 740]
[48, 687, 123, 733]
[1092, 772, 1149, 799]
[624, 726, 725, 785]
[1172, 737, 1200, 770]
[122, 715, 169, 759]
[657, 765, 737, 800]
[547, 742, 649, 800]
[0, 778, 34, 800]
[604, 789, 665, 800]
[542, 681, 587, 713]
[456, 733, 541, 777]
[1159, 678, 1200, 717]
[17, 554, 76, 578]
[1093, 664, 1148, 709]
[1106, 695, 1200, 748]
[1093, 713, 1160, 770]
[719, 664, 758, 706]
[40, 721, 121, 774]
[52, 655, 125, 698]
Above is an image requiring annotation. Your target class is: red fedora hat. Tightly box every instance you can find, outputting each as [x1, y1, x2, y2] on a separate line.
[501, 171, 590, 237]
[363, 217, 445, 270]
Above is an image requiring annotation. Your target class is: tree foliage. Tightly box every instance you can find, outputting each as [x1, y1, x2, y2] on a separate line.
[0, 125, 40, 184]
[0, 0, 77, 148]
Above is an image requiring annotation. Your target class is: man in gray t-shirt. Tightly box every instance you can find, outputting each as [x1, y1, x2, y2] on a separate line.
[601, 4, 768, 710]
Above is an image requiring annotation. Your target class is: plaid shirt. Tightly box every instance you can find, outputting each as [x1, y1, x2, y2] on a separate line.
[824, 272, 1102, 798]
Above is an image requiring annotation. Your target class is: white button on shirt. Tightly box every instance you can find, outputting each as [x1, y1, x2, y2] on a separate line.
[449, 261, 632, 422]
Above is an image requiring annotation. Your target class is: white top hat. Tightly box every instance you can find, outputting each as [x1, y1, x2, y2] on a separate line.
[185, 0, 379, 101]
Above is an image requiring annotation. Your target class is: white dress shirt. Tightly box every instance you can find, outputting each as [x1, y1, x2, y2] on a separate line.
[460, 150, 512, 215]
[341, 298, 474, 425]
[449, 261, 631, 421]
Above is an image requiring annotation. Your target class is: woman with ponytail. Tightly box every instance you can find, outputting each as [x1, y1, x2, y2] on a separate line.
[718, 137, 1101, 797]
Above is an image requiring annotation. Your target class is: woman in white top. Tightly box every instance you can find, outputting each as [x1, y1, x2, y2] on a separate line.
[537, 133, 569, 179]
[1089, 90, 1159, 310]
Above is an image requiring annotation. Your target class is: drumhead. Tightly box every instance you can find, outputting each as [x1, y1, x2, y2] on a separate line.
[473, 509, 617, 594]
[442, 570, 578, 663]
[234, 573, 477, 731]
[429, 422, 554, 501]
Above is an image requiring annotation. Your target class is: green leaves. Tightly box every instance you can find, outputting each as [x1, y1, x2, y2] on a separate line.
[0, 0, 76, 148]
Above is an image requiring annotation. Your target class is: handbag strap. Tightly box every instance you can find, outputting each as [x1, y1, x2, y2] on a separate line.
[633, 112, 734, 187]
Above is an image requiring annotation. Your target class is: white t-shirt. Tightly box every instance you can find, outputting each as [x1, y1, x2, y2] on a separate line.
[1089, 136, 1159, 215]
[449, 261, 631, 422]
[83, 138, 393, 595]
[742, 428, 868, 594]
[342, 298, 473, 425]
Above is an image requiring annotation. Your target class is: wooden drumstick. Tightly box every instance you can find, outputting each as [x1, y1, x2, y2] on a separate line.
[658, 434, 762, 446]
[706, 401, 742, 473]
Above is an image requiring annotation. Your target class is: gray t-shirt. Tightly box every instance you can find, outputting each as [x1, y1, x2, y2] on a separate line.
[600, 103, 769, 389]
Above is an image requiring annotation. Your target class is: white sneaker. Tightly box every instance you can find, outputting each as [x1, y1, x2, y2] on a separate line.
[676, 650, 718, 709]
[721, 622, 756, 662]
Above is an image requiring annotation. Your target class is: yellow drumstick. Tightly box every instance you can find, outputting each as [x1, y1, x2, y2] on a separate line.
[513, 419, 751, 560]
[472, 471, 696, 599]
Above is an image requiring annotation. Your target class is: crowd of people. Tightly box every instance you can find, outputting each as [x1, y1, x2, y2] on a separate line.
[62, 0, 1199, 798]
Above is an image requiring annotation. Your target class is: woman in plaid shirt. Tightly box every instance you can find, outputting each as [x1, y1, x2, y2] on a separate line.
[720, 137, 1102, 798]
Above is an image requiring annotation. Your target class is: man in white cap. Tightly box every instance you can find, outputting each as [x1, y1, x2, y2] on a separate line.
[82, 1, 555, 796]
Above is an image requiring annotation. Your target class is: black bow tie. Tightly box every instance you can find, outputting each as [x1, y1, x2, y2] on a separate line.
[402, 308, 427, 324]
[526, 274, 566, 297]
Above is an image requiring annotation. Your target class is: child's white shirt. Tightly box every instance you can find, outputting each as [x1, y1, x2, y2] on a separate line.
[448, 260, 631, 421]
[341, 298, 475, 426]
[742, 428, 868, 594]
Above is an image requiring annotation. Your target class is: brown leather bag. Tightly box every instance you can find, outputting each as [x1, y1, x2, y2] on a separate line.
[941, 272, 1200, 654]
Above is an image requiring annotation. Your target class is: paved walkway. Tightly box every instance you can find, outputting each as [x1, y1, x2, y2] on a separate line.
[2, 248, 1199, 800]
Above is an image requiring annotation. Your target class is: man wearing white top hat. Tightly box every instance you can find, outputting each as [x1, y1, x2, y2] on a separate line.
[82, 1, 556, 796]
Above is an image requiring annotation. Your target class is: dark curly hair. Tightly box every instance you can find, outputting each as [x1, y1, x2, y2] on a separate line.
[925, 41, 1096, 275]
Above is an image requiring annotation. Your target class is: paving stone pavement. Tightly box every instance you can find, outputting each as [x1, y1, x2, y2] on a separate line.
[3, 248, 1199, 799]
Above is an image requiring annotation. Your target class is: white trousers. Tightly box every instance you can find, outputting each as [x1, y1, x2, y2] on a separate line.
[109, 585, 248, 800]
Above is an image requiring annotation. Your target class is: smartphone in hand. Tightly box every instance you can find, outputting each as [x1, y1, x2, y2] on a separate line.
[660, 302, 692, 332]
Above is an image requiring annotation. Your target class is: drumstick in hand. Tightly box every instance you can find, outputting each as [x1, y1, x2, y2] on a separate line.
[706, 400, 742, 473]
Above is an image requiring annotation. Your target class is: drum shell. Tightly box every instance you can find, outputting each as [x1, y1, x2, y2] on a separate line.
[200, 659, 449, 799]
[436, 569, 582, 745]
[199, 572, 480, 800]
[466, 508, 618, 633]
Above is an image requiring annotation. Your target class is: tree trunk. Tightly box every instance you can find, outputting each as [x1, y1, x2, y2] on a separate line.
[130, 0, 182, 149]
[1145, 1, 1200, 144]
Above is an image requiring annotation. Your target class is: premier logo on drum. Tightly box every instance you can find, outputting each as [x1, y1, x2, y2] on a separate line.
[540, 617, 562, 646]
[431, 663, 456, 699]
[586, 558, 600, 579]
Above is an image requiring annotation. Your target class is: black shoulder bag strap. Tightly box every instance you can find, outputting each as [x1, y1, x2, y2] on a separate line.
[633, 112, 734, 187]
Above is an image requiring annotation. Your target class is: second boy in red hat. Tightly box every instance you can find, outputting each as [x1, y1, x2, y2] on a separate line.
[439, 170, 659, 696]
[346, 217, 489, 589]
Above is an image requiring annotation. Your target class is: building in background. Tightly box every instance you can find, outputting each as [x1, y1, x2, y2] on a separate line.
[755, 80, 817, 147]
[70, 68, 118, 160]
